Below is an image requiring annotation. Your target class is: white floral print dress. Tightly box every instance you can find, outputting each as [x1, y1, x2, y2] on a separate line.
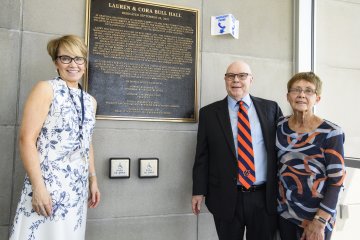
[10, 77, 96, 240]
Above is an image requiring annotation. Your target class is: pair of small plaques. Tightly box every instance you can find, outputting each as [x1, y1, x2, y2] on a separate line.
[109, 158, 159, 179]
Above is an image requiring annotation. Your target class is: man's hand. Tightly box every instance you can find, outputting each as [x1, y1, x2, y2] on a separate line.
[191, 195, 204, 215]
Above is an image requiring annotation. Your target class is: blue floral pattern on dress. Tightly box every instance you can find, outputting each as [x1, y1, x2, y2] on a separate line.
[10, 77, 95, 240]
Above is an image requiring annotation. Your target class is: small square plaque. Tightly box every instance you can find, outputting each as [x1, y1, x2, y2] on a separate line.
[109, 158, 130, 178]
[139, 158, 159, 178]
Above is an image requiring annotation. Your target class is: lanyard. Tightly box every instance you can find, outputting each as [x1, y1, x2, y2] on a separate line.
[56, 75, 85, 141]
[68, 84, 85, 125]
[67, 84, 85, 139]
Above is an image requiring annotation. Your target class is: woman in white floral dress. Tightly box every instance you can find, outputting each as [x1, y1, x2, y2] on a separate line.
[10, 35, 100, 240]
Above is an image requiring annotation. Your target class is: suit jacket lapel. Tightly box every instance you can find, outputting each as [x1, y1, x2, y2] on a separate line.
[216, 98, 237, 159]
[251, 96, 270, 150]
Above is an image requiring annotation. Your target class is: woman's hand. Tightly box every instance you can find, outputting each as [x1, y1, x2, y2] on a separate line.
[301, 219, 326, 240]
[88, 177, 100, 208]
[32, 184, 52, 217]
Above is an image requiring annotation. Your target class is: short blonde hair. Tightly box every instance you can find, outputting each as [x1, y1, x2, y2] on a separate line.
[287, 72, 322, 95]
[47, 35, 87, 61]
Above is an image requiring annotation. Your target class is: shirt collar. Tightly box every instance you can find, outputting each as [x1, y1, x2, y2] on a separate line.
[227, 94, 252, 109]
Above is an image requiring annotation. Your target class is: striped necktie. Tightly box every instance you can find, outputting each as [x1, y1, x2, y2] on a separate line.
[237, 101, 255, 189]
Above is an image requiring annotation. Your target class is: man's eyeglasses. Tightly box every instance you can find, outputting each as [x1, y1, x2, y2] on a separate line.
[225, 73, 251, 81]
[56, 55, 86, 65]
[288, 88, 317, 96]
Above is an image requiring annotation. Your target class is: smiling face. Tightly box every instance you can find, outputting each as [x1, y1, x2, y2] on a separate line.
[224, 61, 253, 101]
[287, 79, 321, 113]
[55, 46, 86, 88]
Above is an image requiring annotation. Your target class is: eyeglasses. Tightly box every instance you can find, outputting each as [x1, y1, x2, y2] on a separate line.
[225, 73, 251, 81]
[56, 55, 86, 65]
[288, 88, 317, 96]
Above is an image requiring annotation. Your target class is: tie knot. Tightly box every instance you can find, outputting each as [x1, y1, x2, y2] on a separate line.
[238, 101, 247, 110]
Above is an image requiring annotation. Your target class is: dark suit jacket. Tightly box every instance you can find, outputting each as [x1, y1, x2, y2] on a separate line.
[192, 95, 282, 221]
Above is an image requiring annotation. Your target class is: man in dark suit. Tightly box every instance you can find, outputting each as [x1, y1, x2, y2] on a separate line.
[192, 60, 282, 240]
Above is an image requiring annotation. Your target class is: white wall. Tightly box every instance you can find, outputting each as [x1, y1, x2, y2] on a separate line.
[316, 0, 360, 158]
[315, 0, 360, 238]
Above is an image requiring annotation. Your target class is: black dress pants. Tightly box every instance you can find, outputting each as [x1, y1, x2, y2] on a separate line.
[213, 187, 276, 240]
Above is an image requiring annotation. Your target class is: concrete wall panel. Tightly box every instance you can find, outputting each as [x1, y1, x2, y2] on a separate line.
[317, 0, 360, 68]
[143, 0, 202, 9]
[17, 32, 60, 122]
[198, 213, 217, 240]
[23, 0, 86, 36]
[0, 126, 16, 225]
[200, 52, 292, 114]
[86, 214, 197, 240]
[0, 29, 20, 125]
[88, 128, 196, 218]
[0, 226, 10, 240]
[9, 129, 26, 226]
[202, 0, 293, 61]
[0, 0, 21, 29]
[316, 65, 360, 157]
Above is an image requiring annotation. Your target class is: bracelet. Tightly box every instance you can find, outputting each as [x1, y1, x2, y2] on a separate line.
[89, 172, 96, 178]
[314, 215, 327, 225]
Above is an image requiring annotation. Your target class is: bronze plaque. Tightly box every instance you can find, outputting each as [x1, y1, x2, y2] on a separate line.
[85, 0, 199, 122]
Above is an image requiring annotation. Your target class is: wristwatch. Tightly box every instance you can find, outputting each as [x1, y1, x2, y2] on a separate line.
[314, 215, 327, 224]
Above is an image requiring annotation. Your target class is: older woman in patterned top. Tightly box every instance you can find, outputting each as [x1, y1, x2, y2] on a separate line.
[276, 72, 345, 240]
